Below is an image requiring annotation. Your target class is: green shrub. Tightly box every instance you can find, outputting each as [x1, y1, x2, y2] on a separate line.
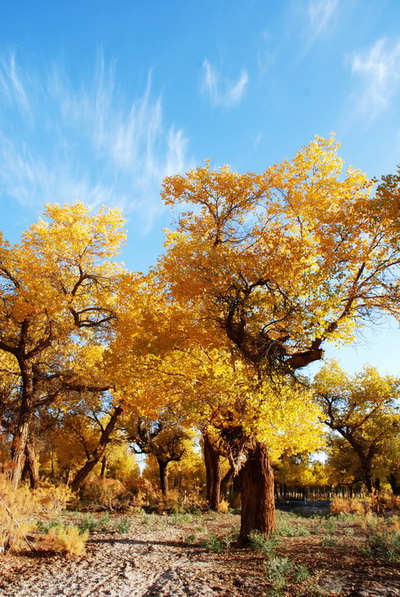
[249, 530, 280, 557]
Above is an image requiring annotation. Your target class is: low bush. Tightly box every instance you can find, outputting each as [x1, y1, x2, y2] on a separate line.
[40, 525, 89, 556]
[362, 519, 400, 562]
[0, 474, 71, 551]
[79, 476, 128, 510]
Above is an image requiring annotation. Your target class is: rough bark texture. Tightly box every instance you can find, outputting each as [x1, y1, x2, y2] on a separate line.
[203, 434, 221, 510]
[10, 407, 32, 489]
[236, 440, 276, 545]
[21, 442, 39, 489]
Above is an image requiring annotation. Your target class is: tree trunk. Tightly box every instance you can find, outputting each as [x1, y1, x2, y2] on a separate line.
[70, 406, 122, 493]
[158, 459, 169, 496]
[388, 474, 400, 496]
[10, 407, 32, 488]
[21, 442, 39, 489]
[236, 440, 276, 545]
[203, 433, 221, 510]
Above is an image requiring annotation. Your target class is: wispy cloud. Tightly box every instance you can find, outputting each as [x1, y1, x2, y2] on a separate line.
[0, 53, 192, 232]
[308, 0, 339, 38]
[350, 38, 400, 120]
[201, 59, 248, 107]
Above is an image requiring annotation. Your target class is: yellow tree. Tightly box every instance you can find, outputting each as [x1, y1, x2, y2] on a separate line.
[158, 136, 400, 539]
[313, 361, 400, 493]
[0, 203, 125, 486]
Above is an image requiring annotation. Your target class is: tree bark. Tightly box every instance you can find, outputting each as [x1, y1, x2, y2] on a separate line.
[21, 441, 39, 489]
[70, 406, 122, 493]
[157, 458, 169, 496]
[10, 405, 33, 488]
[236, 440, 276, 545]
[203, 433, 221, 510]
[388, 473, 400, 496]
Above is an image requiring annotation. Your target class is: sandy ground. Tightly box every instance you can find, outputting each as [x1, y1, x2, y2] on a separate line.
[1, 511, 400, 596]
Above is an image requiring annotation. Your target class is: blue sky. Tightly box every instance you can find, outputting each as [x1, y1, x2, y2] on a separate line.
[1, 0, 400, 376]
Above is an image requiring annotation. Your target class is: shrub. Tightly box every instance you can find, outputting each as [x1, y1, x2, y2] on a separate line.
[200, 529, 238, 553]
[33, 483, 73, 513]
[217, 499, 229, 514]
[249, 530, 280, 557]
[0, 475, 71, 551]
[275, 512, 311, 537]
[362, 523, 400, 562]
[40, 525, 89, 556]
[80, 476, 128, 510]
[330, 497, 368, 516]
[113, 517, 131, 534]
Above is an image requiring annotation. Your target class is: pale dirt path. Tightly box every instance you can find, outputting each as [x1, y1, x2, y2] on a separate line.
[1, 513, 400, 596]
[0, 514, 267, 597]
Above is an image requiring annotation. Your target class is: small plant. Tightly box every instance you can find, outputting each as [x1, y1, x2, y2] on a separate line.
[362, 525, 400, 563]
[185, 533, 196, 544]
[217, 499, 229, 514]
[249, 530, 280, 557]
[200, 529, 237, 553]
[77, 514, 101, 533]
[40, 524, 89, 556]
[322, 535, 337, 547]
[265, 556, 294, 593]
[275, 513, 311, 537]
[113, 517, 131, 534]
[265, 556, 311, 596]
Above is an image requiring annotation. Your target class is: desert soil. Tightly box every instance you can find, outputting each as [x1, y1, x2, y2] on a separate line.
[0, 511, 399, 596]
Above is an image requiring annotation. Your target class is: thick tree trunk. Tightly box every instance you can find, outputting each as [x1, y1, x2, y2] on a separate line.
[70, 406, 122, 493]
[236, 440, 276, 545]
[21, 442, 39, 489]
[203, 433, 221, 510]
[388, 474, 400, 496]
[10, 407, 32, 488]
[158, 459, 169, 496]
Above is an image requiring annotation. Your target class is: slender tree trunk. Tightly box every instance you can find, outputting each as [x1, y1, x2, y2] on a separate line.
[203, 433, 221, 510]
[158, 459, 169, 496]
[70, 406, 122, 493]
[220, 467, 233, 499]
[236, 440, 276, 545]
[100, 455, 107, 478]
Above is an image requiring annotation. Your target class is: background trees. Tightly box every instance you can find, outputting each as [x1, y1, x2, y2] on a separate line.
[314, 361, 400, 493]
[0, 202, 125, 485]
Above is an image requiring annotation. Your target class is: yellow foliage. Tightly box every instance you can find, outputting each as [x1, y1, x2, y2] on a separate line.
[0, 475, 71, 551]
[217, 499, 230, 513]
[40, 525, 89, 556]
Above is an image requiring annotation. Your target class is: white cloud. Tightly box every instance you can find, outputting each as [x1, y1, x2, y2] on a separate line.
[350, 38, 400, 119]
[201, 59, 248, 107]
[0, 54, 192, 232]
[308, 0, 339, 38]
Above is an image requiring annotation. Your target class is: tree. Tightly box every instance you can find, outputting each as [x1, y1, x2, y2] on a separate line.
[158, 136, 400, 540]
[0, 202, 125, 486]
[313, 361, 400, 493]
[125, 410, 192, 496]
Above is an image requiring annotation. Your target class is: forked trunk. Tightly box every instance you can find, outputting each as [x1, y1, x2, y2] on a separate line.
[203, 433, 221, 510]
[236, 440, 276, 545]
